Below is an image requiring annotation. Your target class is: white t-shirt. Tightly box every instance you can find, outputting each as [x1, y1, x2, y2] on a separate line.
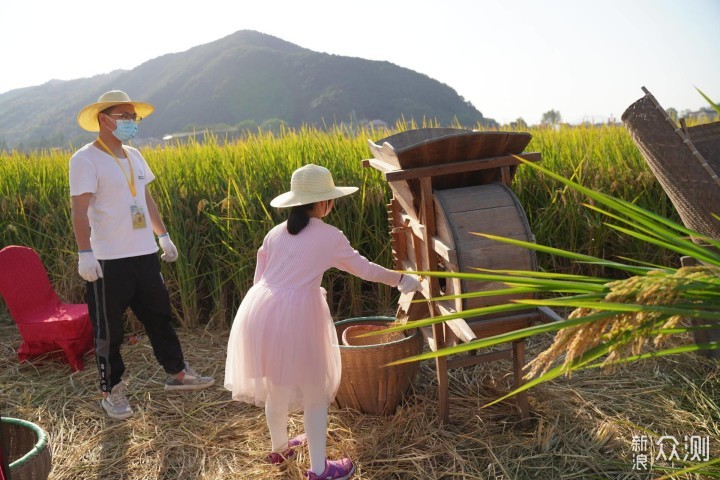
[69, 142, 160, 260]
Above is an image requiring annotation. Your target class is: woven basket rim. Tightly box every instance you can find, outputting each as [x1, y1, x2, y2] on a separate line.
[342, 324, 405, 347]
[2, 417, 49, 469]
[335, 316, 419, 349]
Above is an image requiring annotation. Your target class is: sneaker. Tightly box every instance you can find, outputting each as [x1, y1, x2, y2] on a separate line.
[164, 363, 215, 391]
[306, 458, 355, 480]
[267, 433, 307, 465]
[101, 381, 134, 420]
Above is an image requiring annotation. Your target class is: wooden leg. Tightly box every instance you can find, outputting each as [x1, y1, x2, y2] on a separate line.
[513, 340, 531, 427]
[418, 176, 451, 424]
[430, 322, 449, 424]
[680, 256, 720, 358]
[500, 166, 512, 186]
[692, 317, 720, 359]
[436, 357, 450, 424]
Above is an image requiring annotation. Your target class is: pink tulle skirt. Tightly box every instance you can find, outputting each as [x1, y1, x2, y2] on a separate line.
[224, 282, 341, 410]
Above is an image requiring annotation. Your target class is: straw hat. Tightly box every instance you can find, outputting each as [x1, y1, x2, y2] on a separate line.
[270, 164, 358, 208]
[77, 90, 155, 132]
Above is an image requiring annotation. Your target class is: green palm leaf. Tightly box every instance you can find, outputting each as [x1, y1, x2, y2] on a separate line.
[695, 86, 720, 115]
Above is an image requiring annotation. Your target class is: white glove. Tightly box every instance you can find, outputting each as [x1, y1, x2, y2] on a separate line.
[158, 234, 178, 262]
[398, 274, 421, 293]
[78, 251, 103, 282]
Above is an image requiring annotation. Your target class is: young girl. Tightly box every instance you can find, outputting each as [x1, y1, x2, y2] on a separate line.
[224, 164, 421, 480]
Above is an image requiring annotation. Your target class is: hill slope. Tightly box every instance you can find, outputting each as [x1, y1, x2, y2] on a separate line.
[0, 30, 495, 149]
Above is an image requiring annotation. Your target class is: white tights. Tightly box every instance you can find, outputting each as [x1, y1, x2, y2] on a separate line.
[265, 384, 328, 475]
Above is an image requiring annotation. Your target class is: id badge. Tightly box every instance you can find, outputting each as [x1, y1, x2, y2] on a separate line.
[131, 204, 147, 229]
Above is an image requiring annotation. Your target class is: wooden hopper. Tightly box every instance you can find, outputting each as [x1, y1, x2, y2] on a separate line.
[367, 128, 534, 221]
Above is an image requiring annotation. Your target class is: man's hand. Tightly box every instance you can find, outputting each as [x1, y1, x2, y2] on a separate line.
[158, 234, 178, 262]
[78, 251, 103, 282]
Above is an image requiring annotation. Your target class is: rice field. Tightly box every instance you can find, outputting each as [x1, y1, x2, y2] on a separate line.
[0, 123, 680, 327]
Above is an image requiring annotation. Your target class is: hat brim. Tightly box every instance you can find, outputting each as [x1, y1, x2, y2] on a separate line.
[77, 100, 155, 132]
[270, 186, 358, 208]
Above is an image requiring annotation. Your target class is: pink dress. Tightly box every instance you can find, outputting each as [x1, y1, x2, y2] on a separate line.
[224, 218, 401, 410]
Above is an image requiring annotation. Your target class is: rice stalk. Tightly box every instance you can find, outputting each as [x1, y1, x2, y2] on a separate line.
[525, 266, 719, 378]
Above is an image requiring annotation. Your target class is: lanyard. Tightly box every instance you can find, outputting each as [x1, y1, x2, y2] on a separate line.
[96, 138, 137, 197]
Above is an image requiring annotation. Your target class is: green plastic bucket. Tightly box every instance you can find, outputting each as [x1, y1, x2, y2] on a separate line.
[2, 417, 51, 480]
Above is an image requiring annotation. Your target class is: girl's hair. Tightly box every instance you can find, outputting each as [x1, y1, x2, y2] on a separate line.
[287, 203, 316, 235]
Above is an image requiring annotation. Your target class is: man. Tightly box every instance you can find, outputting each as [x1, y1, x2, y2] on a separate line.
[70, 90, 214, 420]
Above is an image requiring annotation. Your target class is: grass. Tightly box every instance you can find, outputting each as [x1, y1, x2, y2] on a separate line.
[1, 321, 717, 479]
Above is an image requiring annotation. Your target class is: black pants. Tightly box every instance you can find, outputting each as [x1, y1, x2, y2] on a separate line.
[86, 253, 185, 392]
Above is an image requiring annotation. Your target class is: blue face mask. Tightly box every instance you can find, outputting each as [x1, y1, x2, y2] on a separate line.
[112, 120, 139, 141]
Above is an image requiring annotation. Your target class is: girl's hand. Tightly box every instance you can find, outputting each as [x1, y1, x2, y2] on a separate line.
[398, 274, 422, 293]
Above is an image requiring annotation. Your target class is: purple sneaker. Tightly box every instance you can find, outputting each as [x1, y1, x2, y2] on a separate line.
[306, 458, 355, 480]
[267, 433, 307, 465]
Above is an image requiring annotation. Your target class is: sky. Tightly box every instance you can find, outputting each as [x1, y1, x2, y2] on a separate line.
[1, 0, 718, 125]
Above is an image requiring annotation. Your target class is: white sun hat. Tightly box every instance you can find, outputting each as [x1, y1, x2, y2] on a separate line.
[77, 90, 155, 132]
[270, 164, 359, 208]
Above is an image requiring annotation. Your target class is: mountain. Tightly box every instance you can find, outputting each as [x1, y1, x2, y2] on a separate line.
[0, 30, 495, 150]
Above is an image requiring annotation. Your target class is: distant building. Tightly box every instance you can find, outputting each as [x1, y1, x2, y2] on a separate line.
[683, 107, 719, 123]
[364, 119, 389, 129]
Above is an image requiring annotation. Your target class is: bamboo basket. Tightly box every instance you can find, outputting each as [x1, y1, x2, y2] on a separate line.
[622, 87, 720, 243]
[2, 417, 52, 480]
[334, 317, 422, 416]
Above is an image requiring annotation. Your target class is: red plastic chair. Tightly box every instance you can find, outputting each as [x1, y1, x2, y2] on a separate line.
[0, 246, 94, 371]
